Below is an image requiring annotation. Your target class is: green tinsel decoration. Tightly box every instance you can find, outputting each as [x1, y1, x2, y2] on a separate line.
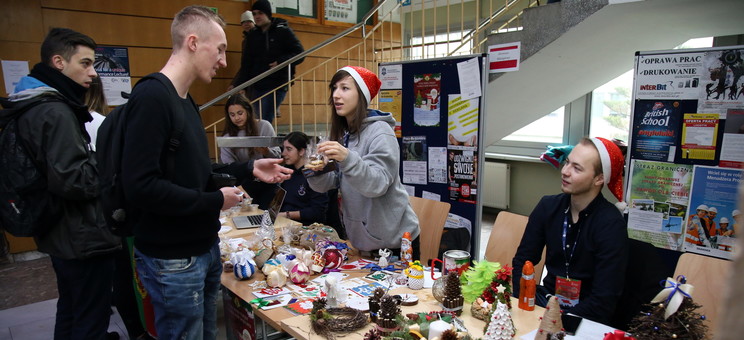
[461, 260, 502, 303]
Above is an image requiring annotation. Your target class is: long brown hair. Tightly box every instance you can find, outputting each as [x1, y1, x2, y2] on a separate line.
[224, 94, 260, 157]
[85, 76, 109, 115]
[327, 70, 368, 142]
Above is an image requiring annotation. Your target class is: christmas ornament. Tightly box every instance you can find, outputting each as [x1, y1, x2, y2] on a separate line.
[230, 250, 257, 280]
[323, 248, 344, 270]
[289, 260, 311, 284]
[265, 265, 288, 287]
[310, 251, 325, 273]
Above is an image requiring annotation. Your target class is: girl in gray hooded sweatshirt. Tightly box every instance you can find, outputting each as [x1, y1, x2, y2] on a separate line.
[307, 66, 420, 254]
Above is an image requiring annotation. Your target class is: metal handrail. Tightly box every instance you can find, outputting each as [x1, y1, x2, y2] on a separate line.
[199, 0, 394, 112]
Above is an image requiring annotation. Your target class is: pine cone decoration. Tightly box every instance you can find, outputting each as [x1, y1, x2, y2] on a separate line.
[440, 329, 459, 340]
[363, 328, 382, 340]
[441, 272, 464, 315]
[377, 295, 401, 330]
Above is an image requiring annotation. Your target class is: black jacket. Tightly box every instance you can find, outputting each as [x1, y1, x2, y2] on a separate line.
[512, 193, 629, 324]
[280, 164, 328, 225]
[4, 87, 120, 260]
[232, 18, 305, 91]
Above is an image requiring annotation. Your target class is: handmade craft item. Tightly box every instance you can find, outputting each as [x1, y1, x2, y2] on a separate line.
[324, 275, 347, 308]
[461, 260, 503, 302]
[310, 298, 367, 340]
[230, 250, 257, 280]
[404, 260, 424, 290]
[483, 301, 515, 340]
[310, 251, 326, 273]
[368, 287, 385, 323]
[264, 264, 288, 288]
[627, 275, 707, 339]
[293, 248, 314, 268]
[534, 296, 563, 340]
[323, 248, 344, 270]
[441, 272, 465, 315]
[428, 319, 454, 339]
[295, 223, 341, 249]
[378, 248, 391, 268]
[376, 294, 401, 335]
[289, 260, 311, 284]
[470, 264, 513, 320]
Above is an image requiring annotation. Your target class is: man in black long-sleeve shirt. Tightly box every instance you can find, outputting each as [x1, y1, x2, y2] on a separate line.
[120, 6, 291, 339]
[512, 137, 628, 325]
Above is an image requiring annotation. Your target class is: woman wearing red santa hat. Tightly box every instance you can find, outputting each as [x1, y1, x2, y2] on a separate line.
[306, 66, 420, 258]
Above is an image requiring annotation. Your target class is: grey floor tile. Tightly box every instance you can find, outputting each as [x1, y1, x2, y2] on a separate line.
[0, 299, 56, 328]
[7, 316, 55, 340]
[0, 327, 11, 340]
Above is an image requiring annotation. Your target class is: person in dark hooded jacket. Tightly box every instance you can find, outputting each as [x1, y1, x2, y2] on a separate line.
[230, 0, 304, 124]
[4, 27, 120, 340]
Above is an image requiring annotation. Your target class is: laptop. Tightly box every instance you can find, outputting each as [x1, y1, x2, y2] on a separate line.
[232, 187, 286, 230]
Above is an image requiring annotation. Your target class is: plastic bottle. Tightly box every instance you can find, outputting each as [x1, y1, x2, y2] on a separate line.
[519, 260, 536, 311]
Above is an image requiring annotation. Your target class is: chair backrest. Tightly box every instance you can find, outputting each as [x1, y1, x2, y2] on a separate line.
[408, 196, 451, 266]
[673, 252, 731, 335]
[484, 211, 546, 281]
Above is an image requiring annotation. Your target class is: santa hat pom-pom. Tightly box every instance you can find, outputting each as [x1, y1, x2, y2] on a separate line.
[615, 201, 628, 213]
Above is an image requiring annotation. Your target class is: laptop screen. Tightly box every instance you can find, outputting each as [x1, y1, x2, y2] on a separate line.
[267, 187, 287, 223]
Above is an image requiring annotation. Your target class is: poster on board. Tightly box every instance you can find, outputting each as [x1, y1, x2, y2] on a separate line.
[447, 147, 477, 204]
[720, 108, 744, 168]
[697, 48, 744, 118]
[402, 136, 427, 185]
[630, 99, 696, 162]
[94, 46, 131, 106]
[413, 73, 441, 126]
[682, 165, 743, 259]
[635, 52, 704, 100]
[626, 160, 693, 251]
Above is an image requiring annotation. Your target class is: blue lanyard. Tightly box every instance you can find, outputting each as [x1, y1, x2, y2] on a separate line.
[562, 210, 580, 279]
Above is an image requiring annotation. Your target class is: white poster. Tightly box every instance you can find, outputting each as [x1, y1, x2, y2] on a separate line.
[635, 52, 704, 100]
[697, 48, 744, 117]
[1, 60, 29, 95]
[379, 64, 402, 90]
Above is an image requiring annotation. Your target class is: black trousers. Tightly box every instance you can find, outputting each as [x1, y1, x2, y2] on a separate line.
[51, 253, 115, 340]
[112, 237, 146, 338]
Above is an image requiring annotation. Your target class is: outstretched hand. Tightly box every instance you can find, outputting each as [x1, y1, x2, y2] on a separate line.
[253, 158, 293, 183]
[317, 141, 349, 162]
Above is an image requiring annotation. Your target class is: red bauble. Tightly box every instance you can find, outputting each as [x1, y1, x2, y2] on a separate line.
[323, 249, 344, 269]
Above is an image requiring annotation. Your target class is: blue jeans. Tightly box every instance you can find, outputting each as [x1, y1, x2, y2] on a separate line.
[134, 242, 222, 340]
[249, 87, 287, 124]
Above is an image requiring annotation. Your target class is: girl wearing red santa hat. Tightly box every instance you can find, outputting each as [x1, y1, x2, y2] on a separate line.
[306, 66, 421, 258]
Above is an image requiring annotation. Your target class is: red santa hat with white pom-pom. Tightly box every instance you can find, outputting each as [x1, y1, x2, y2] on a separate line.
[589, 137, 627, 211]
[338, 66, 381, 105]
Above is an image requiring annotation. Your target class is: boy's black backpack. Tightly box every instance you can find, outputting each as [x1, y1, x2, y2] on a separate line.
[97, 73, 185, 236]
[0, 95, 64, 237]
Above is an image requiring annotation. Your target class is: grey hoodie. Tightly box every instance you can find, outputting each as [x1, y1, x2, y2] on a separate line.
[307, 110, 420, 251]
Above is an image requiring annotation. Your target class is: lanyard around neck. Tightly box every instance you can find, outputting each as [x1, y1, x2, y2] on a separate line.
[562, 209, 581, 279]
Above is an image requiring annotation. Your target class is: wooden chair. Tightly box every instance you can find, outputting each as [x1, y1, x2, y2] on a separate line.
[484, 211, 546, 281]
[672, 252, 731, 335]
[408, 196, 451, 266]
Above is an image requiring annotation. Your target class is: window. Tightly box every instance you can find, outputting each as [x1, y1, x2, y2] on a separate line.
[409, 31, 473, 59]
[502, 106, 565, 144]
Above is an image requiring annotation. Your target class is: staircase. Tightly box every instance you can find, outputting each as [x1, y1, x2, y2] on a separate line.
[483, 0, 744, 147]
[202, 0, 744, 153]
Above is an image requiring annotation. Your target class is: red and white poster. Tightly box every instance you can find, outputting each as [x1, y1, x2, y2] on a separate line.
[488, 42, 521, 73]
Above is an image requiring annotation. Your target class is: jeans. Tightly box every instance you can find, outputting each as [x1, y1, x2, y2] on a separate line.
[51, 254, 115, 340]
[134, 241, 222, 340]
[249, 87, 288, 124]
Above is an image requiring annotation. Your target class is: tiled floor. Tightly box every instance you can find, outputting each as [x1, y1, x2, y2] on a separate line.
[0, 209, 498, 340]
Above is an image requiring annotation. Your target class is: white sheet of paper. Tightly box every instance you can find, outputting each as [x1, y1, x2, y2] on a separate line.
[422, 191, 440, 201]
[2, 60, 29, 95]
[456, 57, 482, 100]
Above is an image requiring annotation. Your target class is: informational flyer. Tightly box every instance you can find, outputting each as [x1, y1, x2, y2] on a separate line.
[679, 113, 719, 162]
[627, 160, 694, 251]
[413, 73, 441, 126]
[447, 147, 477, 204]
[94, 46, 131, 106]
[325, 0, 355, 23]
[720, 108, 744, 168]
[456, 57, 482, 100]
[378, 89, 403, 137]
[635, 52, 704, 100]
[1, 60, 29, 96]
[447, 94, 479, 147]
[629, 99, 695, 162]
[402, 136, 427, 185]
[428, 146, 447, 184]
[682, 166, 743, 259]
[697, 48, 744, 117]
[379, 64, 402, 90]
[488, 42, 521, 74]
